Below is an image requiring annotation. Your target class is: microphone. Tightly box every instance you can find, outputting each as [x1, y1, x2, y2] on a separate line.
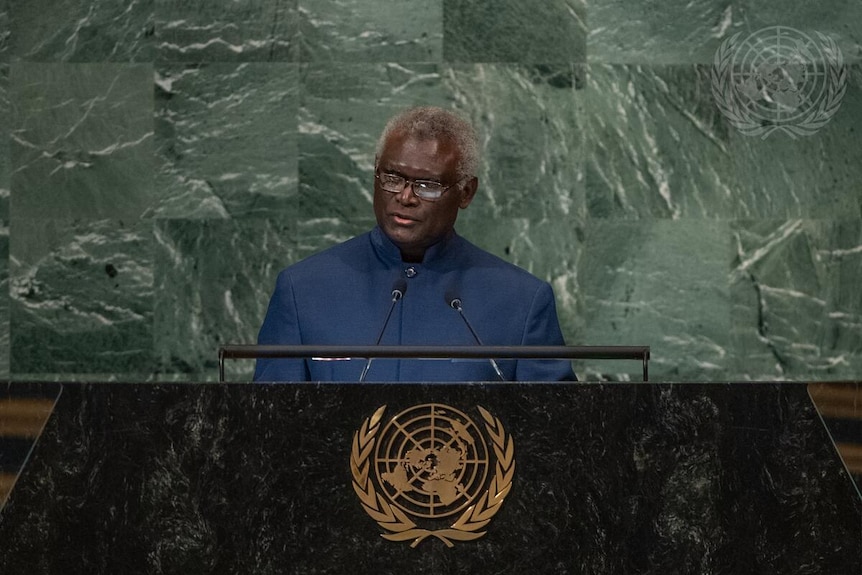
[358, 278, 407, 382]
[445, 292, 506, 381]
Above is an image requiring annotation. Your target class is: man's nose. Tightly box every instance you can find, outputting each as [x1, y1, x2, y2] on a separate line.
[395, 182, 420, 205]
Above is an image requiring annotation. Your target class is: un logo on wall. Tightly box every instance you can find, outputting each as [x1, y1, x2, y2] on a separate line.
[711, 26, 847, 139]
[351, 403, 515, 547]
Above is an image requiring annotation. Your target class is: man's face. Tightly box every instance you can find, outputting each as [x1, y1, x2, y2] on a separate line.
[373, 130, 477, 262]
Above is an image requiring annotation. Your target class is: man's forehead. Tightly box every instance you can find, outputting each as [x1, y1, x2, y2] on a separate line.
[381, 131, 458, 160]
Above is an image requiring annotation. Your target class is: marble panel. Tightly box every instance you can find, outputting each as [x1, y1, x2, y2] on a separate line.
[444, 0, 586, 63]
[154, 218, 299, 381]
[0, 0, 8, 61]
[0, 383, 858, 572]
[155, 0, 298, 62]
[6, 372, 217, 383]
[722, 64, 862, 220]
[299, 0, 442, 62]
[585, 64, 862, 220]
[0, 64, 6, 377]
[0, 233, 8, 378]
[9, 218, 154, 375]
[1, 66, 9, 376]
[152, 63, 299, 219]
[731, 220, 862, 381]
[578, 220, 731, 381]
[298, 62, 447, 222]
[446, 64, 585, 224]
[0, 64, 7, 224]
[10, 63, 154, 221]
[9, 0, 154, 62]
[588, 0, 862, 64]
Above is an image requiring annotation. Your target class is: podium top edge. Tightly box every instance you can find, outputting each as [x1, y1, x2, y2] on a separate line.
[218, 345, 651, 360]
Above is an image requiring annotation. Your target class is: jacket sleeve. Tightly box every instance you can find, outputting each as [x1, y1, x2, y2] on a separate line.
[515, 282, 577, 382]
[253, 270, 310, 382]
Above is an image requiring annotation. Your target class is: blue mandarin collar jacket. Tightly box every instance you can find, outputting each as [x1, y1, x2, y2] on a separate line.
[254, 227, 575, 382]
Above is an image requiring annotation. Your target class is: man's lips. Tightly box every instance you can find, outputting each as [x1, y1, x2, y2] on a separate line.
[390, 212, 420, 224]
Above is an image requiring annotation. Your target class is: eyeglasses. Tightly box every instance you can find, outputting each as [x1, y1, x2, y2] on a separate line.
[375, 170, 467, 202]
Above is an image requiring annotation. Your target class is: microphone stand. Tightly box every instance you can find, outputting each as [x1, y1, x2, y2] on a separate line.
[449, 297, 506, 382]
[359, 284, 405, 382]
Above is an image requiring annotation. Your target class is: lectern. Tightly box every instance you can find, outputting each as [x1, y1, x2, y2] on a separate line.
[0, 380, 859, 574]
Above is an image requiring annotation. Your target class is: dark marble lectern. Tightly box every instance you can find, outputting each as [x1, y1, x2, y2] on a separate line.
[1, 382, 860, 574]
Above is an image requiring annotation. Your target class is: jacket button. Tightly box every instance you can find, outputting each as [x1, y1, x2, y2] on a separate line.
[404, 267, 417, 278]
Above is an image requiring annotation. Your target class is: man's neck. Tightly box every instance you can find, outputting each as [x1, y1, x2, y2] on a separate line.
[400, 251, 424, 263]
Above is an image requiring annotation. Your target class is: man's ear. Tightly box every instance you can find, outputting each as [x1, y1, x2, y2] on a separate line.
[459, 176, 478, 209]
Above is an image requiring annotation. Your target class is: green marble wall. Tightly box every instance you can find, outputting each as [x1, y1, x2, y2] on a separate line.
[0, 0, 859, 382]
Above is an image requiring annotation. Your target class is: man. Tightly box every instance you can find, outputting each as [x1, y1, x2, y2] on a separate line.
[254, 106, 575, 382]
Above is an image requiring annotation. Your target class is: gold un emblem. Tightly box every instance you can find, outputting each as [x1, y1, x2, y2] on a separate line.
[350, 403, 515, 548]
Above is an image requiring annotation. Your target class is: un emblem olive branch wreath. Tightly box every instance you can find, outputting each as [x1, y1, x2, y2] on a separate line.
[711, 30, 847, 139]
[350, 405, 515, 548]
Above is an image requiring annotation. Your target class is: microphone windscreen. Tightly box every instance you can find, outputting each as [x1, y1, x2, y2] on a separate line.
[392, 278, 408, 298]
[444, 289, 461, 309]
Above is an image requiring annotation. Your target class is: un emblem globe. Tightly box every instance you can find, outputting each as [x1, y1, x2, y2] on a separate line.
[711, 25, 847, 138]
[374, 404, 490, 518]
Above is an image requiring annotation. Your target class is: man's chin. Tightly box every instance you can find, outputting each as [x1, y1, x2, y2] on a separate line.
[385, 229, 417, 249]
[381, 227, 424, 256]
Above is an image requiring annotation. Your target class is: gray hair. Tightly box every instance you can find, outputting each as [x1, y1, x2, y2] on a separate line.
[375, 106, 479, 179]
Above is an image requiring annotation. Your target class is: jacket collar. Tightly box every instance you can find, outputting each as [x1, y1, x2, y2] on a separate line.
[370, 226, 458, 267]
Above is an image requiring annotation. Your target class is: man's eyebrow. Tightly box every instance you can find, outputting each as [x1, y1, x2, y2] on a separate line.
[380, 168, 442, 184]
